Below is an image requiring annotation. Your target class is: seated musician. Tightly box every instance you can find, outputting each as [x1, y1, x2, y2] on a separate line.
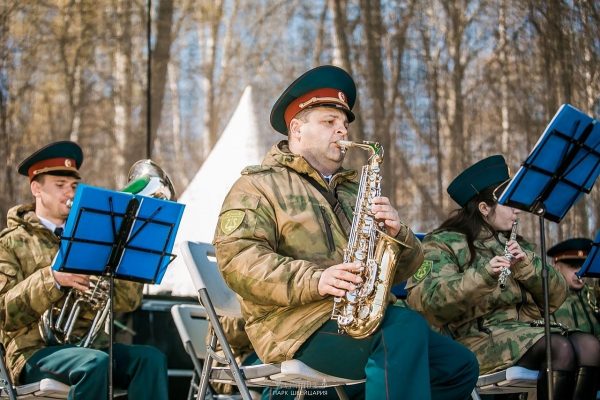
[0, 141, 169, 399]
[406, 155, 600, 400]
[549, 238, 600, 338]
[213, 65, 478, 399]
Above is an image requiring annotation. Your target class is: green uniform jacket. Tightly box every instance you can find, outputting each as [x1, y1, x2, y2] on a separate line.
[406, 230, 568, 374]
[213, 141, 423, 364]
[0, 204, 143, 383]
[552, 286, 600, 338]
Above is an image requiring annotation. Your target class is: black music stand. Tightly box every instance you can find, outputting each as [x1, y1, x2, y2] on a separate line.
[576, 230, 600, 279]
[52, 183, 185, 399]
[497, 103, 600, 399]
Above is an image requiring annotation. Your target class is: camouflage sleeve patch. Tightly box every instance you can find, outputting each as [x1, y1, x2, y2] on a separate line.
[215, 191, 261, 240]
[220, 210, 245, 235]
[412, 260, 432, 282]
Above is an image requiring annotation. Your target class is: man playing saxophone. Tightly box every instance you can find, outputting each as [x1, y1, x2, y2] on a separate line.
[213, 65, 478, 399]
[0, 141, 168, 399]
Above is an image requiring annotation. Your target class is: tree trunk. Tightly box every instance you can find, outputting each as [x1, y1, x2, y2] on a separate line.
[149, 0, 175, 157]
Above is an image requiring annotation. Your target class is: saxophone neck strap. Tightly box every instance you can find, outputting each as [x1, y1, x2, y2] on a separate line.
[295, 171, 352, 237]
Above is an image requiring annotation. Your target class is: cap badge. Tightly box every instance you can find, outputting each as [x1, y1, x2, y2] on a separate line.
[338, 91, 346, 103]
[65, 159, 72, 167]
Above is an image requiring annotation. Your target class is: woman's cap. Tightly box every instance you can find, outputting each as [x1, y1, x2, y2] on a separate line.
[447, 155, 509, 207]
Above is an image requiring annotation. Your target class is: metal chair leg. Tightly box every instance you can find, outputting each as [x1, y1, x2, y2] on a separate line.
[471, 388, 482, 400]
[334, 386, 349, 400]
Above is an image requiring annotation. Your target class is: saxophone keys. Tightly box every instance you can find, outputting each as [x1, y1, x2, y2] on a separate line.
[357, 305, 370, 320]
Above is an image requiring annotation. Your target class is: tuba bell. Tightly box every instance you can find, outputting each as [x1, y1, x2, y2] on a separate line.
[39, 159, 176, 347]
[122, 159, 176, 200]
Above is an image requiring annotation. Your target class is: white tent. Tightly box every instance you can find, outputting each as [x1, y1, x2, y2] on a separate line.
[150, 86, 273, 296]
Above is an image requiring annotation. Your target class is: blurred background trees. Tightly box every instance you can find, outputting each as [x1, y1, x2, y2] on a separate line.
[1, 0, 599, 244]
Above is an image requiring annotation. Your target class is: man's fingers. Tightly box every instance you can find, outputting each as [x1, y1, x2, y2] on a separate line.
[335, 262, 362, 271]
[336, 270, 362, 284]
[329, 287, 347, 297]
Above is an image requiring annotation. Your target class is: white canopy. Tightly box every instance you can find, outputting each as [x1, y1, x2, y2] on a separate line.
[150, 86, 274, 296]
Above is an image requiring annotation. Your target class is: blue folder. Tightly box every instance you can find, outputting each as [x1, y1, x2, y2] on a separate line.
[52, 184, 185, 284]
[577, 230, 600, 279]
[497, 104, 600, 222]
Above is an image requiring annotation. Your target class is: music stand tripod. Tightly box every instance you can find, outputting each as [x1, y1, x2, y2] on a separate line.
[53, 184, 185, 399]
[497, 104, 600, 400]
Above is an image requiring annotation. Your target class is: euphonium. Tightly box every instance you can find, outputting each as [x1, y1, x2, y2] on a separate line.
[39, 159, 176, 347]
[331, 140, 401, 339]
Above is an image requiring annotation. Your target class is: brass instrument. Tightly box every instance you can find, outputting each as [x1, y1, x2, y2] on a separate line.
[331, 140, 401, 339]
[499, 219, 519, 290]
[39, 159, 176, 347]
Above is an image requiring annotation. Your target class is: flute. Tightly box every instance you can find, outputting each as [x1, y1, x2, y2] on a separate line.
[499, 219, 519, 289]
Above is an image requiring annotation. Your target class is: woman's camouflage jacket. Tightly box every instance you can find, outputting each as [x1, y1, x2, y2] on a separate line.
[406, 230, 568, 374]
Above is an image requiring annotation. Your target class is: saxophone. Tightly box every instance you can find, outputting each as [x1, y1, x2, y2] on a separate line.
[331, 140, 401, 339]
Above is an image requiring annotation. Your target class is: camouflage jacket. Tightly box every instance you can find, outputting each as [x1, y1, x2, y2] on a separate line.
[213, 140, 423, 364]
[406, 230, 568, 374]
[0, 204, 143, 383]
[551, 285, 600, 338]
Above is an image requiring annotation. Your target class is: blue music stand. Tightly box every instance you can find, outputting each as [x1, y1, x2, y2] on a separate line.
[52, 183, 185, 398]
[497, 103, 600, 399]
[577, 230, 600, 279]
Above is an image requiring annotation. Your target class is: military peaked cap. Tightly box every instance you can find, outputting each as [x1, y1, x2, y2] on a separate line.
[447, 155, 510, 207]
[18, 141, 83, 181]
[270, 65, 356, 135]
[547, 238, 593, 261]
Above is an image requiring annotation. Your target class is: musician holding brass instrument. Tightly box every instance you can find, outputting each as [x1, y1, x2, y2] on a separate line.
[0, 141, 168, 399]
[549, 238, 600, 339]
[213, 65, 478, 399]
[406, 155, 600, 399]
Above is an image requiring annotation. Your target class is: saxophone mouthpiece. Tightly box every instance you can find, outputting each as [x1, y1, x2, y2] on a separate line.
[337, 140, 352, 154]
[66, 198, 73, 208]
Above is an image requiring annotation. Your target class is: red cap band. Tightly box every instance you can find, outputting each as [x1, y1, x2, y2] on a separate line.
[554, 250, 588, 262]
[28, 157, 78, 180]
[284, 88, 350, 128]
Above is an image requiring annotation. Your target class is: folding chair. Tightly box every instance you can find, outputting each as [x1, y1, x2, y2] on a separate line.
[170, 304, 212, 400]
[471, 366, 539, 399]
[1, 345, 127, 400]
[179, 240, 365, 400]
[0, 345, 69, 400]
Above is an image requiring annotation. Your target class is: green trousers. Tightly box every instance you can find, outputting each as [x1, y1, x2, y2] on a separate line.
[20, 343, 169, 400]
[292, 306, 479, 400]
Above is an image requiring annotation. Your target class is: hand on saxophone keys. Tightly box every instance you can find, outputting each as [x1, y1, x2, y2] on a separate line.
[370, 196, 401, 237]
[318, 262, 363, 297]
